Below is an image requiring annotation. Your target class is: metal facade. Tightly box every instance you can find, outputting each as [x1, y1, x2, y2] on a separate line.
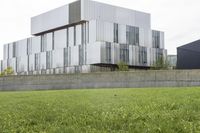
[0, 0, 167, 74]
[177, 40, 200, 69]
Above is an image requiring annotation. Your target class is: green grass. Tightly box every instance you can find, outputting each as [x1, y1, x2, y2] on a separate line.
[0, 88, 200, 133]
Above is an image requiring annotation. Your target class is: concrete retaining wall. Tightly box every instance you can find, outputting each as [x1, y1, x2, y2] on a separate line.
[1, 70, 200, 91]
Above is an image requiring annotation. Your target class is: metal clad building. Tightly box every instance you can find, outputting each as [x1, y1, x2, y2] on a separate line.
[177, 40, 200, 69]
[0, 0, 167, 75]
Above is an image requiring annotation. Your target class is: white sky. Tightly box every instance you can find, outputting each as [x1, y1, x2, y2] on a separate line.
[0, 0, 200, 60]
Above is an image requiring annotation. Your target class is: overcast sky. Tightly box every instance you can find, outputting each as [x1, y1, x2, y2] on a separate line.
[0, 0, 200, 60]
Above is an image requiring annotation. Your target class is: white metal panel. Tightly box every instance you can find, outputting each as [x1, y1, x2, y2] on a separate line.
[96, 20, 113, 43]
[2, 60, 7, 71]
[31, 36, 41, 54]
[144, 29, 152, 48]
[16, 39, 27, 58]
[86, 42, 101, 64]
[3, 44, 8, 60]
[28, 54, 35, 71]
[46, 32, 53, 51]
[8, 43, 13, 59]
[71, 46, 79, 66]
[31, 5, 69, 35]
[76, 24, 82, 45]
[115, 7, 135, 26]
[150, 48, 156, 66]
[139, 28, 145, 47]
[82, 0, 150, 28]
[8, 58, 16, 73]
[135, 11, 151, 29]
[52, 49, 64, 68]
[17, 56, 28, 73]
[147, 47, 151, 66]
[129, 45, 134, 66]
[147, 29, 152, 48]
[68, 26, 74, 47]
[134, 46, 139, 66]
[118, 24, 126, 44]
[54, 29, 67, 49]
[160, 31, 165, 49]
[89, 20, 97, 43]
[139, 28, 151, 48]
[40, 52, 46, 70]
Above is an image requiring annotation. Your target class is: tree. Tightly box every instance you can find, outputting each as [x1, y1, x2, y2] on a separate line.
[152, 56, 169, 70]
[117, 61, 129, 71]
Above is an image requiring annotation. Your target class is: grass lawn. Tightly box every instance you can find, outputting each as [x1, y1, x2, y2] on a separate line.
[0, 88, 200, 133]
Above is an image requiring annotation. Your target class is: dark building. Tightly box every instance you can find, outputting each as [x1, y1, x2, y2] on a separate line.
[177, 39, 200, 69]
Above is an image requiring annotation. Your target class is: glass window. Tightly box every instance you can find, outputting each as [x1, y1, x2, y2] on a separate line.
[35, 53, 40, 71]
[126, 26, 139, 46]
[64, 48, 68, 67]
[81, 23, 86, 44]
[120, 44, 129, 64]
[114, 23, 118, 43]
[68, 27, 74, 47]
[106, 42, 112, 63]
[152, 30, 160, 48]
[156, 49, 163, 61]
[139, 47, 147, 65]
[27, 38, 32, 55]
[46, 51, 52, 69]
[13, 42, 16, 57]
[79, 45, 84, 65]
[41, 34, 47, 52]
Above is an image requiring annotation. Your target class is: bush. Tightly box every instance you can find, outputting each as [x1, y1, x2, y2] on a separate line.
[0, 67, 14, 77]
[152, 56, 169, 70]
[117, 61, 129, 71]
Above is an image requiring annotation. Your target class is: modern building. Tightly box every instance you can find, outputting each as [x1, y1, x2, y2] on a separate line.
[167, 55, 177, 69]
[177, 40, 200, 69]
[0, 0, 167, 75]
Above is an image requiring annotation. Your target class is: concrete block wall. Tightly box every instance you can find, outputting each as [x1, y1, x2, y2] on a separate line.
[1, 70, 200, 91]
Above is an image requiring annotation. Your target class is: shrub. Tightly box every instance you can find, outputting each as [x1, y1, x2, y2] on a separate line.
[117, 61, 129, 71]
[151, 56, 169, 70]
[0, 67, 14, 77]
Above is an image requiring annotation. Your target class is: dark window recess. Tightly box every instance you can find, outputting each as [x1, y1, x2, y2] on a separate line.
[35, 53, 40, 71]
[114, 23, 118, 43]
[152, 30, 160, 48]
[74, 26, 76, 46]
[46, 51, 52, 69]
[81, 23, 87, 45]
[52, 32, 55, 50]
[64, 48, 69, 67]
[156, 49, 163, 61]
[120, 44, 129, 64]
[106, 42, 112, 63]
[139, 47, 147, 65]
[27, 38, 32, 55]
[126, 26, 139, 46]
[79, 45, 84, 65]
[41, 34, 47, 52]
[66, 28, 69, 47]
[13, 42, 16, 57]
